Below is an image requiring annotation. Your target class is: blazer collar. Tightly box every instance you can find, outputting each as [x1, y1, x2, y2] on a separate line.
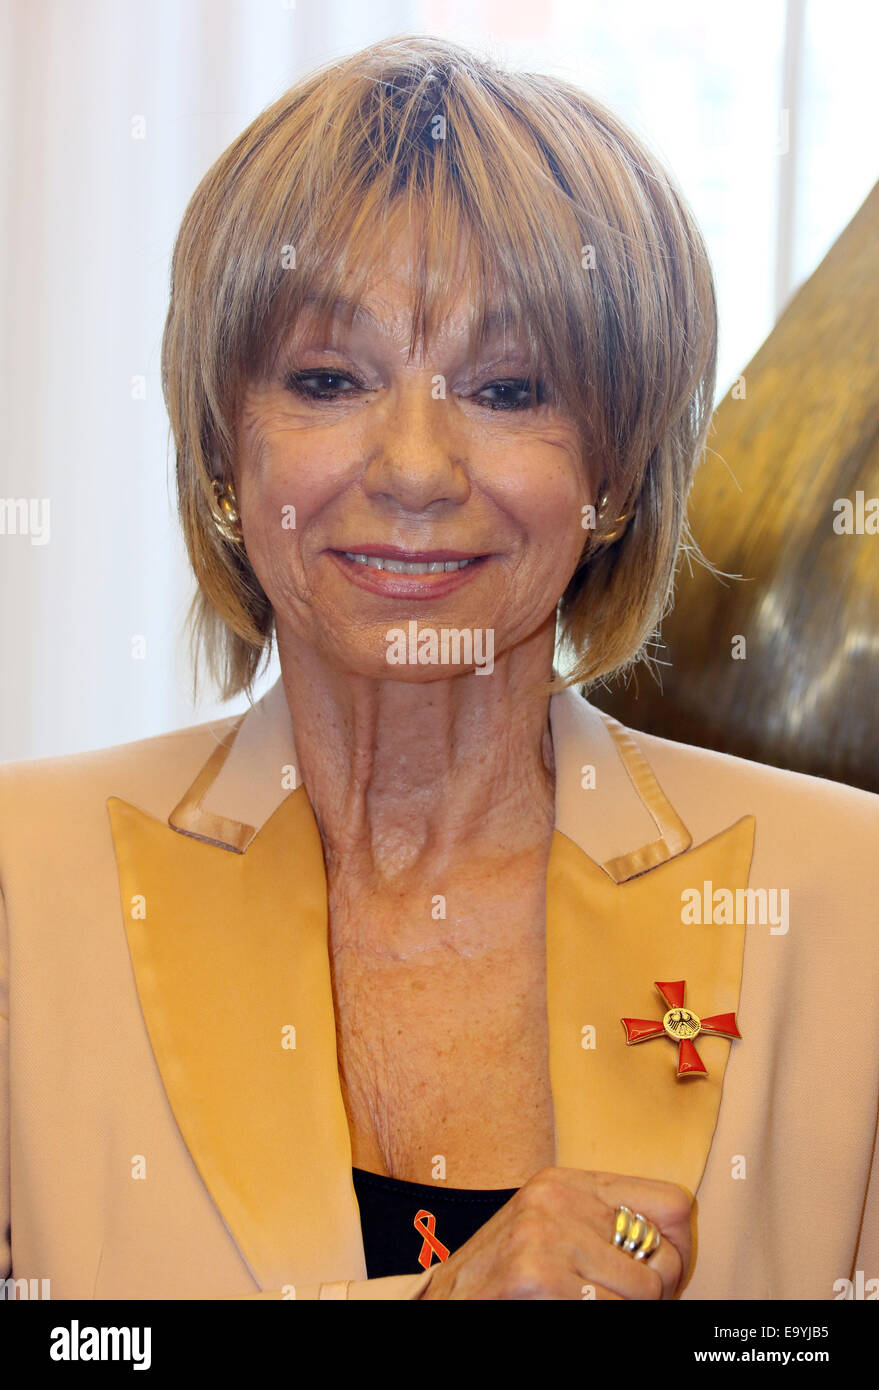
[167, 678, 693, 883]
[107, 679, 755, 1293]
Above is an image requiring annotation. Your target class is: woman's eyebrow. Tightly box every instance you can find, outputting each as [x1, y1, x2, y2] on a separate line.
[296, 293, 382, 331]
[287, 295, 529, 363]
[296, 294, 522, 333]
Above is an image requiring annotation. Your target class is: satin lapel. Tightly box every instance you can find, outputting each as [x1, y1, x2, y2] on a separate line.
[106, 786, 364, 1290]
[546, 814, 756, 1197]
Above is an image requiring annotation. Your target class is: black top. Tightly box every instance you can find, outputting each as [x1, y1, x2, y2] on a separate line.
[352, 1166, 518, 1279]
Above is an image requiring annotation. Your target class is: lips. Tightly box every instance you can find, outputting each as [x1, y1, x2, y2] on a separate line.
[334, 544, 482, 561]
[341, 551, 478, 574]
[327, 547, 489, 599]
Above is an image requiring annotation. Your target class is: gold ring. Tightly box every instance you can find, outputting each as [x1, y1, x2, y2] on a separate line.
[634, 1222, 661, 1261]
[623, 1212, 649, 1252]
[612, 1205, 634, 1248]
[611, 1206, 661, 1261]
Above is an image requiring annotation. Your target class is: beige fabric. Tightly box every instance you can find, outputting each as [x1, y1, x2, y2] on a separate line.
[0, 682, 877, 1300]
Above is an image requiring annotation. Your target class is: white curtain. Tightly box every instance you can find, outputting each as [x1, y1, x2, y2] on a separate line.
[1, 0, 875, 760]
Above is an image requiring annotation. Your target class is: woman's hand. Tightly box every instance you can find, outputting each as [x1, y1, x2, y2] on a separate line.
[419, 1167, 692, 1300]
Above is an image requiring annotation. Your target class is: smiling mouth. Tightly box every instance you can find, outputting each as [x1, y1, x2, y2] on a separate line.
[327, 546, 490, 596]
[340, 551, 480, 574]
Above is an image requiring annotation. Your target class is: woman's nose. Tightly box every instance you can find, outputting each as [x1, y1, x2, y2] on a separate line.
[361, 379, 471, 512]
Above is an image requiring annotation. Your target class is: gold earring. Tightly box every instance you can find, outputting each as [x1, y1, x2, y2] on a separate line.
[594, 490, 633, 545]
[211, 479, 244, 545]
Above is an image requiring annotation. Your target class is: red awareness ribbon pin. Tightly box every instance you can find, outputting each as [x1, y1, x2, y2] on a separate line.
[414, 1209, 451, 1269]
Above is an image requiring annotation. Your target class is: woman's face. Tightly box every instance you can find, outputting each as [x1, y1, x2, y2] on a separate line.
[233, 230, 596, 682]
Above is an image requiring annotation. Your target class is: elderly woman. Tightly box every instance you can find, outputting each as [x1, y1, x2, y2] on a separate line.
[1, 34, 877, 1303]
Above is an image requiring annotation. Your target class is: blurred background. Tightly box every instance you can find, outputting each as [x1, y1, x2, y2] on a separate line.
[1, 0, 877, 765]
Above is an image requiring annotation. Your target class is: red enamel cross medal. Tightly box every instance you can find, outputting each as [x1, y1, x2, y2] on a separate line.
[621, 980, 741, 1078]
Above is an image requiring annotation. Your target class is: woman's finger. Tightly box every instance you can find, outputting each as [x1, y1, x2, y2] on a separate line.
[584, 1171, 693, 1279]
[569, 1214, 671, 1301]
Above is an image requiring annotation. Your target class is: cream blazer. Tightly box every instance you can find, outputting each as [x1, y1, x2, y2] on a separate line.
[1, 681, 877, 1301]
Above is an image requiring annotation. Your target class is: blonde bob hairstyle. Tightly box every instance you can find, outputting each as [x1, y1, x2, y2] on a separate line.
[162, 32, 718, 703]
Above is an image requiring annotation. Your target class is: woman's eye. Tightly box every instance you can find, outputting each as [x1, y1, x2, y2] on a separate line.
[283, 370, 548, 411]
[285, 370, 363, 401]
[476, 378, 547, 411]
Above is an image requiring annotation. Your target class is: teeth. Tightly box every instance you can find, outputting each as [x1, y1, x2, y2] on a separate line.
[343, 552, 477, 573]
